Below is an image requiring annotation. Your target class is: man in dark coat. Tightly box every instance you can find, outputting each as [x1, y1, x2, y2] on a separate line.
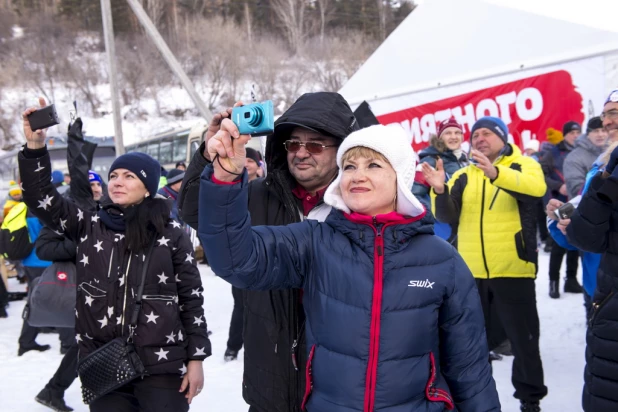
[564, 117, 608, 199]
[178, 92, 358, 412]
[158, 168, 185, 224]
[568, 89, 618, 412]
[540, 120, 582, 298]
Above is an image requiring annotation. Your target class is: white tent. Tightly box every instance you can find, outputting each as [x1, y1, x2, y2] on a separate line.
[340, 0, 618, 149]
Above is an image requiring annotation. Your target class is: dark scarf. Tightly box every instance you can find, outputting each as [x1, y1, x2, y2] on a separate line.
[98, 204, 126, 232]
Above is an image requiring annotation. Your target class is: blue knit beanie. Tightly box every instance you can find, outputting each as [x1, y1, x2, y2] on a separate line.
[471, 116, 509, 143]
[51, 170, 64, 185]
[88, 170, 102, 184]
[109, 152, 160, 196]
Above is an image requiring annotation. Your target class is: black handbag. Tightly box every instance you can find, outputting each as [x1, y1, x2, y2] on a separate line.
[77, 239, 156, 405]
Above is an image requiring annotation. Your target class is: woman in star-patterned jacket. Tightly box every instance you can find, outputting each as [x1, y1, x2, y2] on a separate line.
[19, 98, 211, 412]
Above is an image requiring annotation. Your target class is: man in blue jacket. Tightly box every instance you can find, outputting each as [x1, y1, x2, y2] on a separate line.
[17, 209, 52, 356]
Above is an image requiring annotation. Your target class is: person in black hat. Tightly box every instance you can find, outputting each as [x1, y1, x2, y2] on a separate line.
[176, 161, 187, 171]
[178, 92, 359, 412]
[158, 168, 185, 224]
[564, 117, 608, 199]
[540, 120, 583, 298]
[244, 148, 262, 182]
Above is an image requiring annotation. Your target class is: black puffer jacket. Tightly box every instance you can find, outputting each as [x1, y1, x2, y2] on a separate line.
[567, 172, 618, 412]
[35, 227, 77, 262]
[179, 92, 358, 412]
[19, 146, 211, 377]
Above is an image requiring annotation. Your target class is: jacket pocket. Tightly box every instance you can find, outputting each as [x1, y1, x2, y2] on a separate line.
[301, 344, 316, 411]
[77, 282, 112, 339]
[589, 291, 614, 327]
[514, 230, 531, 263]
[425, 352, 454, 410]
[134, 293, 182, 347]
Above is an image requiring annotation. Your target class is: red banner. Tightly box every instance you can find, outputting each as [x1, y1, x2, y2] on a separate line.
[377, 70, 584, 152]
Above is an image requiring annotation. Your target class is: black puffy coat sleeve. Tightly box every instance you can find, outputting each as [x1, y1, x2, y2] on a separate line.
[567, 172, 615, 254]
[35, 226, 77, 262]
[19, 147, 89, 243]
[178, 141, 211, 230]
[169, 224, 211, 359]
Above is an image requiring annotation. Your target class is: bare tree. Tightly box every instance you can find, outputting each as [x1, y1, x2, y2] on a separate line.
[315, 0, 334, 45]
[277, 61, 311, 107]
[248, 36, 288, 107]
[17, 15, 73, 103]
[141, 0, 167, 29]
[305, 30, 378, 91]
[377, 0, 387, 41]
[244, 1, 252, 45]
[270, 0, 306, 55]
[117, 34, 173, 115]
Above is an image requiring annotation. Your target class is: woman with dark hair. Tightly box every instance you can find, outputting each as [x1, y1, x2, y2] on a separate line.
[19, 98, 211, 412]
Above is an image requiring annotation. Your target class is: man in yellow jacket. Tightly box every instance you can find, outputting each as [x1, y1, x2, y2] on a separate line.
[3, 181, 23, 221]
[423, 116, 548, 412]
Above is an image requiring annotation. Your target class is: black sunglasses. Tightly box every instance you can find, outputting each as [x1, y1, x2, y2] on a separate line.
[283, 140, 337, 154]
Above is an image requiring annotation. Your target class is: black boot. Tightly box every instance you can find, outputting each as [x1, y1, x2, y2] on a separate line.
[35, 387, 74, 412]
[543, 237, 553, 253]
[489, 351, 503, 361]
[18, 343, 51, 357]
[564, 277, 583, 294]
[224, 348, 238, 362]
[549, 280, 560, 299]
[493, 339, 513, 357]
[520, 400, 541, 411]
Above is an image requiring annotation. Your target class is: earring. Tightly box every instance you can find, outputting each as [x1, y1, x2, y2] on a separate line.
[145, 193, 150, 198]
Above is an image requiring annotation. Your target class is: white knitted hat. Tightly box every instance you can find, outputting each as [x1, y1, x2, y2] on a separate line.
[324, 124, 426, 217]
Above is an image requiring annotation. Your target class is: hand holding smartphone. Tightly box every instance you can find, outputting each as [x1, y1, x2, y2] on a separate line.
[27, 104, 60, 131]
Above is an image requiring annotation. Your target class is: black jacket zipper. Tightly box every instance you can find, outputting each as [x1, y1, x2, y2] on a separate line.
[480, 180, 490, 278]
[589, 290, 614, 327]
[488, 188, 501, 210]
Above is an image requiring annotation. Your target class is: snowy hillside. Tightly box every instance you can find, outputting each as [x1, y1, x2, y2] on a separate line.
[0, 251, 586, 412]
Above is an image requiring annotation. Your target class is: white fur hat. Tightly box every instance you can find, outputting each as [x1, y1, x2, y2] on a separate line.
[324, 124, 426, 217]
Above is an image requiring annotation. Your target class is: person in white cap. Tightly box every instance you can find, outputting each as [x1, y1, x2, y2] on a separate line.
[524, 139, 540, 159]
[198, 122, 500, 412]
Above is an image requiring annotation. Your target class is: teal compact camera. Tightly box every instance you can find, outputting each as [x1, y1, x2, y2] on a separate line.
[232, 101, 275, 137]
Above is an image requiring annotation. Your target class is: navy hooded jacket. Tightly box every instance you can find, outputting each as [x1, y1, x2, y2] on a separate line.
[198, 166, 500, 412]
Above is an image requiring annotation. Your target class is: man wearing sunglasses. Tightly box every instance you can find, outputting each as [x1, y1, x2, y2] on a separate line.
[601, 90, 618, 143]
[178, 92, 359, 412]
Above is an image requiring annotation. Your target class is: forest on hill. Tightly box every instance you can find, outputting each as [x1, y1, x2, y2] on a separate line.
[0, 0, 416, 146]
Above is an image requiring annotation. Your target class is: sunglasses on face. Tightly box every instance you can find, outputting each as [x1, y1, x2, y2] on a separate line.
[601, 110, 618, 121]
[283, 140, 337, 154]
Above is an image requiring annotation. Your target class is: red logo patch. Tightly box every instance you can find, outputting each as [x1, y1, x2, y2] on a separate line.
[57, 272, 68, 281]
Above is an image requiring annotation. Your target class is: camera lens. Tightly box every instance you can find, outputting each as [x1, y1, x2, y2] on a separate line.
[248, 107, 263, 127]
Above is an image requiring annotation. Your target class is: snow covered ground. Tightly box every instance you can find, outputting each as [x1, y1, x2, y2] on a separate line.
[0, 251, 586, 412]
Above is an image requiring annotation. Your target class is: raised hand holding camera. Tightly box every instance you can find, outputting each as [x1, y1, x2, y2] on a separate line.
[207, 117, 252, 182]
[22, 96, 51, 149]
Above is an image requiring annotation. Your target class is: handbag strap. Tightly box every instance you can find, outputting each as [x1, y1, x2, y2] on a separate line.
[127, 237, 157, 341]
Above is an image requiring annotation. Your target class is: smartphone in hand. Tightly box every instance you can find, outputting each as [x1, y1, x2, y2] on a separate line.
[27, 104, 60, 131]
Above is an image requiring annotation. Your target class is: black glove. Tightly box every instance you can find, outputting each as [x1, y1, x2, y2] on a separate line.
[67, 117, 84, 140]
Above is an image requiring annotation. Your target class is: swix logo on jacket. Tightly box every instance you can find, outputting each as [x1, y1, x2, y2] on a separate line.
[409, 279, 435, 288]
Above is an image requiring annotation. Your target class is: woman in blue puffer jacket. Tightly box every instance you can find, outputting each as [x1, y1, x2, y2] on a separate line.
[199, 122, 500, 412]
